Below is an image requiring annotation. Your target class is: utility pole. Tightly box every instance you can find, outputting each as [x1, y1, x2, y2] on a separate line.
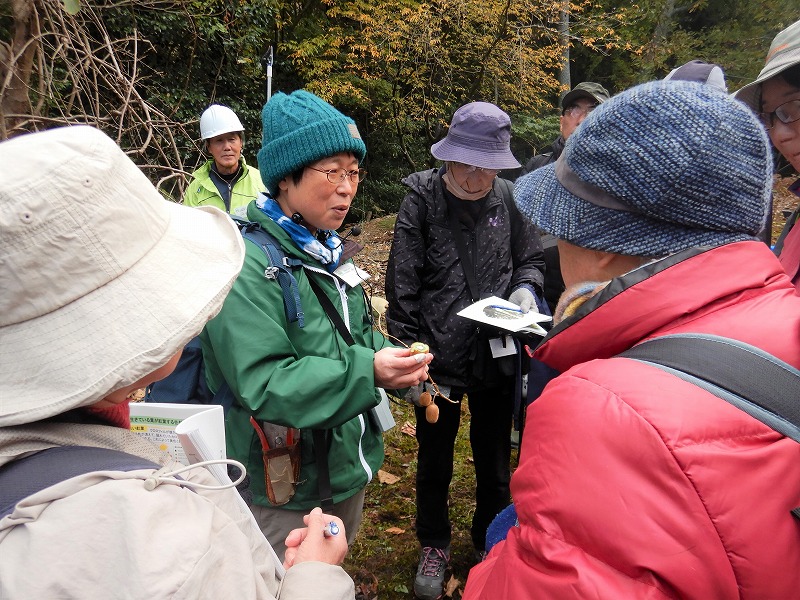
[262, 46, 274, 103]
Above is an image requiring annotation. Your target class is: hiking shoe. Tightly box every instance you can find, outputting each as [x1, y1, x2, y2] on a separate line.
[414, 545, 450, 600]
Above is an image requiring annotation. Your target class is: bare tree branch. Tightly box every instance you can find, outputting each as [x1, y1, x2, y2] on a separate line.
[1, 1, 200, 199]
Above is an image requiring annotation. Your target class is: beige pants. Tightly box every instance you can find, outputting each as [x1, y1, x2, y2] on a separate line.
[249, 489, 366, 561]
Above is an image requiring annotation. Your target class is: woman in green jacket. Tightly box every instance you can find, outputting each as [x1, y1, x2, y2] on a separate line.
[201, 90, 433, 560]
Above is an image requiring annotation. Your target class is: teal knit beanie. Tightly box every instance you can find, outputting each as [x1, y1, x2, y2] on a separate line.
[257, 90, 367, 195]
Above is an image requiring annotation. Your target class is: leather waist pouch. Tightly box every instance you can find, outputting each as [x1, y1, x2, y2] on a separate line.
[250, 417, 301, 505]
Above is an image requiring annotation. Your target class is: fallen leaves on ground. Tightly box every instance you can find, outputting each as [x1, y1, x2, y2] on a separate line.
[444, 574, 462, 598]
[770, 175, 799, 243]
[377, 469, 400, 484]
[401, 421, 416, 436]
[352, 569, 379, 600]
[385, 526, 406, 534]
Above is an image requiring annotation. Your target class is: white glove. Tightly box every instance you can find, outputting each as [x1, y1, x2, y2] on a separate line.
[508, 287, 535, 313]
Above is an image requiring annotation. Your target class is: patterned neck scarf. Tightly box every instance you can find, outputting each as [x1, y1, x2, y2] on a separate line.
[552, 281, 608, 324]
[256, 195, 343, 272]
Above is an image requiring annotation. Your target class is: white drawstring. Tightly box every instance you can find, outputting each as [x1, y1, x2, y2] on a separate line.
[143, 458, 247, 492]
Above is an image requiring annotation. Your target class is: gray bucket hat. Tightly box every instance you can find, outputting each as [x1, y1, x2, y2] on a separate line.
[664, 60, 728, 93]
[735, 19, 800, 110]
[431, 102, 521, 170]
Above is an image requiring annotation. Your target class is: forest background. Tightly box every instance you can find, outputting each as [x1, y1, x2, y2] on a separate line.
[2, 1, 798, 220]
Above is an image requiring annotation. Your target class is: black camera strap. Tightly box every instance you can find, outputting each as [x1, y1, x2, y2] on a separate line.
[305, 271, 358, 511]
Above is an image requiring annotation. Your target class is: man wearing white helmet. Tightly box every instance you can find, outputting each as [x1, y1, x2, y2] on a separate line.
[184, 104, 265, 217]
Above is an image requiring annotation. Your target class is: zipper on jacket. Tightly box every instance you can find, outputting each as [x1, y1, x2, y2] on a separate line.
[224, 181, 232, 213]
[469, 229, 480, 299]
[356, 413, 373, 483]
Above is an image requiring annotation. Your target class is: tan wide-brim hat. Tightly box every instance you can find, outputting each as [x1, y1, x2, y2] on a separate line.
[0, 126, 245, 427]
[735, 19, 800, 110]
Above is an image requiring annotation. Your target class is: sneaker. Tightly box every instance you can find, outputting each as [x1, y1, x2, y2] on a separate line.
[414, 545, 450, 600]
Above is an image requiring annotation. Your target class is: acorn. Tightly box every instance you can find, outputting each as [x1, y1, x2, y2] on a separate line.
[409, 342, 429, 355]
[418, 391, 433, 407]
[425, 402, 439, 423]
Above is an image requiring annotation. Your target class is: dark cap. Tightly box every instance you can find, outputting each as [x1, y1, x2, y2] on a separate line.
[561, 82, 611, 111]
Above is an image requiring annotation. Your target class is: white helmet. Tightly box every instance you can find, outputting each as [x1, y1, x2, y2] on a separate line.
[199, 104, 245, 140]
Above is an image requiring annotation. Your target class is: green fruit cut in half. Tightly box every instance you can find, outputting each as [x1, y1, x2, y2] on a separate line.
[410, 342, 429, 355]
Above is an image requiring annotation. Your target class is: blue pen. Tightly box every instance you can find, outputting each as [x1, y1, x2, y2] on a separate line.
[323, 521, 340, 537]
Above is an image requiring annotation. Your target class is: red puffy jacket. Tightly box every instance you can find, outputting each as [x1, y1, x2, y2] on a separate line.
[464, 241, 800, 599]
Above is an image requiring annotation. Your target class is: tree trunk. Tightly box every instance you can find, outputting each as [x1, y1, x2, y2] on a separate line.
[652, 0, 677, 45]
[0, 0, 40, 139]
[558, 4, 570, 101]
[642, 0, 677, 77]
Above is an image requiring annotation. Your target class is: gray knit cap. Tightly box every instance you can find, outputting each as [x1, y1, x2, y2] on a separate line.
[514, 80, 772, 257]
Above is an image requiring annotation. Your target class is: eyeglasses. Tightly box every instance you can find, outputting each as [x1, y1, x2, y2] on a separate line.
[455, 163, 499, 175]
[563, 104, 598, 118]
[308, 166, 367, 184]
[758, 99, 800, 130]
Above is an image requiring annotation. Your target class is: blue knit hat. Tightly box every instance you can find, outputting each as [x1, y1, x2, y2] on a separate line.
[257, 90, 367, 195]
[514, 80, 772, 257]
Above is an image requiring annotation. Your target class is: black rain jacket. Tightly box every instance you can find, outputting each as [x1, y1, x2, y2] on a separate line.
[385, 168, 544, 387]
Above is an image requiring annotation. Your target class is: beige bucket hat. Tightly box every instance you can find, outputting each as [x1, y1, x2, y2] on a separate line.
[735, 19, 800, 110]
[0, 126, 245, 427]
